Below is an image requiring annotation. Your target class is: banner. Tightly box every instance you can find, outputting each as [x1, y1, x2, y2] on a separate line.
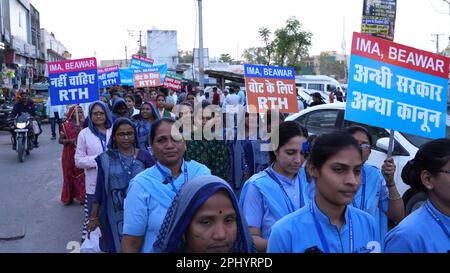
[134, 72, 161, 87]
[345, 32, 449, 139]
[163, 74, 182, 91]
[48, 57, 99, 106]
[120, 64, 168, 86]
[244, 64, 298, 113]
[361, 0, 397, 41]
[98, 65, 120, 88]
[129, 54, 155, 70]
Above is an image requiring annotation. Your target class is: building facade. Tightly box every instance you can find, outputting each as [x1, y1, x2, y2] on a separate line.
[146, 29, 178, 70]
[40, 29, 71, 77]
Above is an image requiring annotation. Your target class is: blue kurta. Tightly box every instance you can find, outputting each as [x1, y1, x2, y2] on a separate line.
[298, 164, 389, 245]
[240, 166, 310, 239]
[267, 200, 379, 253]
[384, 199, 450, 253]
[123, 160, 211, 253]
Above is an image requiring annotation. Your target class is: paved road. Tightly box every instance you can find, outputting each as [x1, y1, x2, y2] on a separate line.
[0, 124, 84, 253]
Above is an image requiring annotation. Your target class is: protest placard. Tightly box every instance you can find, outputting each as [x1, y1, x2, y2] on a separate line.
[134, 71, 161, 87]
[244, 64, 298, 113]
[129, 54, 155, 70]
[163, 74, 182, 91]
[120, 64, 168, 86]
[48, 57, 99, 106]
[345, 32, 449, 139]
[98, 65, 120, 88]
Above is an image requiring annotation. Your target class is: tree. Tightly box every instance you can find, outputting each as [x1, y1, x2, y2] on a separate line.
[178, 50, 193, 63]
[258, 27, 273, 65]
[273, 17, 312, 69]
[219, 53, 234, 63]
[242, 17, 312, 71]
[242, 47, 268, 64]
[318, 52, 346, 80]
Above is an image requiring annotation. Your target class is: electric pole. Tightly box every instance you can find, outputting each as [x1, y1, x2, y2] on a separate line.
[125, 46, 128, 66]
[198, 0, 205, 89]
[128, 29, 145, 57]
[431, 33, 445, 53]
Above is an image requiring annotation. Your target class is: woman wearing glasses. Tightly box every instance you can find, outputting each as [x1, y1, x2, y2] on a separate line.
[385, 138, 450, 253]
[87, 118, 155, 253]
[346, 126, 404, 247]
[121, 118, 211, 253]
[75, 101, 113, 241]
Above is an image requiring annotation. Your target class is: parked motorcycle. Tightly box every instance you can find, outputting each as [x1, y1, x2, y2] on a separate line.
[9, 112, 37, 162]
[0, 98, 13, 132]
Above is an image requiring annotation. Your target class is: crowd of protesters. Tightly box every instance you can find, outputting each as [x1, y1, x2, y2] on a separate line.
[45, 83, 449, 254]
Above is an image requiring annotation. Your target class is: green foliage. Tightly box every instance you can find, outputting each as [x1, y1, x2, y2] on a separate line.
[219, 53, 234, 63]
[243, 17, 312, 71]
[178, 50, 193, 63]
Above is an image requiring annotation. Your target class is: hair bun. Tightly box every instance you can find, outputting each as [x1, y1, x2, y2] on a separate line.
[401, 159, 421, 189]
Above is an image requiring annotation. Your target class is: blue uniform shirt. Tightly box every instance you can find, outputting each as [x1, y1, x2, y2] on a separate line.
[385, 199, 450, 253]
[240, 166, 310, 239]
[267, 200, 379, 253]
[299, 164, 389, 244]
[123, 160, 211, 253]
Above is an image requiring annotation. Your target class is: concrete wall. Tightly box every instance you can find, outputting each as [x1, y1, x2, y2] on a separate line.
[147, 30, 178, 70]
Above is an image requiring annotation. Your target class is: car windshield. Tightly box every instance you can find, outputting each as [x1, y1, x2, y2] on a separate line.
[401, 123, 450, 148]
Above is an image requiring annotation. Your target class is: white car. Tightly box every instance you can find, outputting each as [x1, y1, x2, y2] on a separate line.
[285, 102, 450, 215]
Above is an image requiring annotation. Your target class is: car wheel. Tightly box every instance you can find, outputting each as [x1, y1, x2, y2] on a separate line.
[405, 191, 427, 215]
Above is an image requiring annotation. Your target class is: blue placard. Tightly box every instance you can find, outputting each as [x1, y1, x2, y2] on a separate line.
[345, 54, 448, 139]
[130, 59, 154, 70]
[49, 69, 99, 106]
[244, 64, 295, 79]
[120, 64, 168, 86]
[98, 69, 120, 88]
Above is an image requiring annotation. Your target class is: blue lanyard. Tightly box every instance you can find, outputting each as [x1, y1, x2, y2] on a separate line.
[118, 147, 136, 180]
[424, 201, 450, 239]
[156, 163, 188, 194]
[352, 167, 366, 211]
[310, 202, 354, 253]
[265, 169, 304, 213]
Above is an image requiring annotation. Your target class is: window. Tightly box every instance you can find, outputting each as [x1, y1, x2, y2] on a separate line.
[344, 120, 409, 156]
[344, 120, 389, 146]
[19, 12, 22, 28]
[327, 84, 337, 92]
[296, 110, 339, 136]
[307, 83, 324, 91]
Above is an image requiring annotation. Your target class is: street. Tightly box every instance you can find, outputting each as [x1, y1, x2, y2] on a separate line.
[0, 124, 83, 253]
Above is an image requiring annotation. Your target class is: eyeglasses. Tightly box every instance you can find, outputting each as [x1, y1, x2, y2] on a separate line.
[359, 143, 371, 151]
[92, 111, 105, 117]
[435, 170, 450, 174]
[116, 132, 134, 138]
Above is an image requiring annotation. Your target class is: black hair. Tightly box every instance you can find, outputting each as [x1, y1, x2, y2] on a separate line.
[309, 130, 362, 170]
[134, 94, 143, 108]
[109, 117, 138, 151]
[156, 93, 166, 101]
[269, 121, 308, 163]
[346, 126, 373, 146]
[124, 94, 135, 103]
[401, 138, 450, 191]
[150, 118, 176, 144]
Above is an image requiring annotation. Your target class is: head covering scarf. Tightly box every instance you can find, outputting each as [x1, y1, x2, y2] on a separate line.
[112, 98, 128, 119]
[153, 175, 255, 253]
[136, 101, 160, 121]
[88, 101, 113, 143]
[107, 117, 139, 150]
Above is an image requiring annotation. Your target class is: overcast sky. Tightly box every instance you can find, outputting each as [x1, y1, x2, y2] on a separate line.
[31, 0, 450, 62]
